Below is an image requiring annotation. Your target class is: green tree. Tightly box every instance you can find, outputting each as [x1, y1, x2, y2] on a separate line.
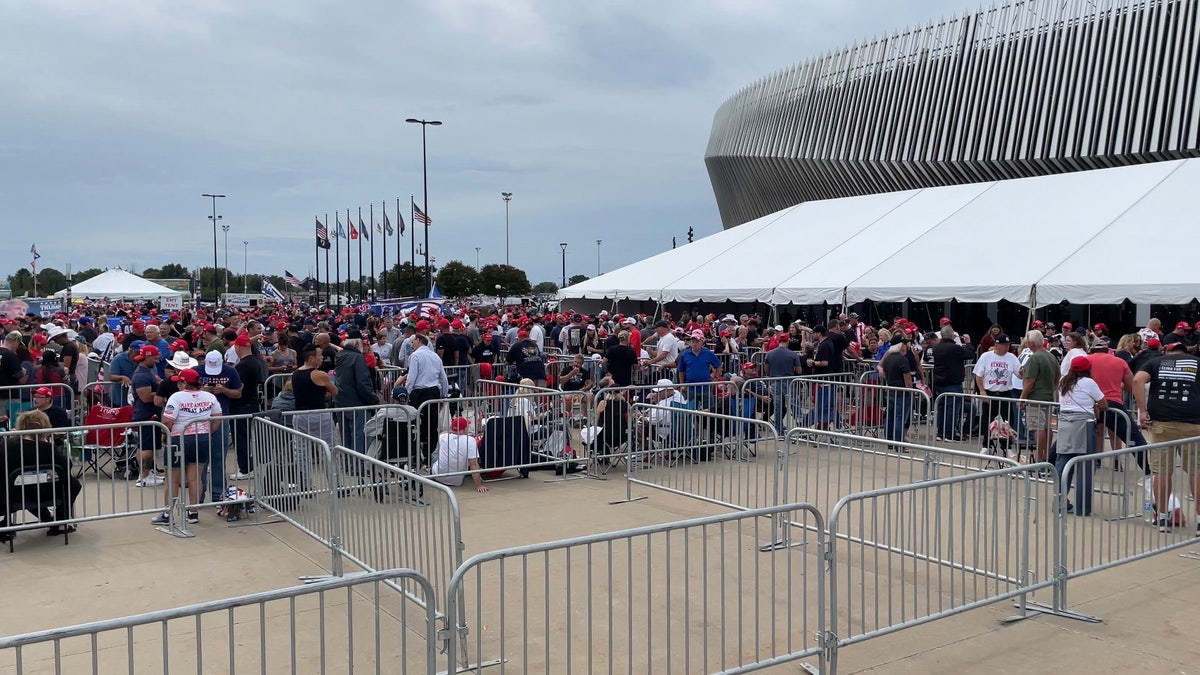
[74, 268, 104, 283]
[436, 261, 481, 298]
[380, 262, 427, 298]
[480, 264, 531, 296]
[532, 281, 559, 295]
[35, 268, 67, 295]
[8, 269, 33, 295]
[567, 274, 589, 286]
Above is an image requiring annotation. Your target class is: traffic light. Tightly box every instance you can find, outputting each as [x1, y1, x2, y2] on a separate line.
[687, 227, 694, 243]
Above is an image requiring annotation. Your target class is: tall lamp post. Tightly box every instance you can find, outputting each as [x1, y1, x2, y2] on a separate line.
[221, 224, 231, 295]
[559, 242, 568, 289]
[242, 240, 249, 293]
[405, 117, 442, 294]
[202, 193, 225, 301]
[596, 239, 602, 276]
[501, 192, 513, 266]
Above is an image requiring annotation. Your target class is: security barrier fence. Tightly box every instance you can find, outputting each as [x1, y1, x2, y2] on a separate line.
[0, 569, 439, 675]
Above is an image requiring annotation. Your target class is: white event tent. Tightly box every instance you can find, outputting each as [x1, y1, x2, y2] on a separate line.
[560, 158, 1200, 308]
[53, 269, 185, 302]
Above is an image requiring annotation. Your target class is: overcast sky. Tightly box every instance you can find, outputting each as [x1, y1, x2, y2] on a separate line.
[1, 0, 966, 289]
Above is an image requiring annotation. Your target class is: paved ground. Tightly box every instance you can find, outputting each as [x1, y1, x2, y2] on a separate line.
[2, 445, 1199, 674]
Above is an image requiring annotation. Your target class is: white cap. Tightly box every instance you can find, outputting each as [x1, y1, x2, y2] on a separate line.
[652, 378, 675, 393]
[204, 350, 223, 375]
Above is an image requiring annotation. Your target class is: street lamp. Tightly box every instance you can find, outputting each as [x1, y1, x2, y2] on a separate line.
[405, 117, 442, 294]
[475, 247, 481, 269]
[559, 242, 568, 289]
[202, 193, 225, 301]
[501, 192, 512, 266]
[596, 239, 602, 276]
[221, 224, 231, 295]
[242, 240, 249, 293]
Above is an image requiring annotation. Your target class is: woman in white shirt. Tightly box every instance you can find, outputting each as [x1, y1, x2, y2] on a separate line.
[1060, 332, 1089, 375]
[1055, 355, 1107, 517]
[431, 416, 488, 493]
[154, 368, 222, 525]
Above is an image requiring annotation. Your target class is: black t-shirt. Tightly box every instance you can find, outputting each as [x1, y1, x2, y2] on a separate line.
[319, 346, 337, 372]
[471, 334, 501, 364]
[1139, 354, 1200, 424]
[0, 347, 24, 390]
[507, 340, 546, 380]
[881, 352, 910, 388]
[931, 340, 974, 388]
[156, 377, 180, 403]
[604, 345, 638, 387]
[814, 338, 839, 376]
[234, 355, 268, 412]
[828, 332, 848, 372]
[44, 405, 72, 429]
[558, 363, 592, 391]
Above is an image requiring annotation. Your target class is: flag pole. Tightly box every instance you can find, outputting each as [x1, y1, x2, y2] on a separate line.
[357, 206, 364, 302]
[410, 195, 416, 297]
[314, 216, 321, 306]
[395, 198, 402, 298]
[324, 213, 331, 307]
[381, 200, 388, 300]
[346, 208, 352, 302]
[369, 203, 377, 301]
[334, 214, 342, 306]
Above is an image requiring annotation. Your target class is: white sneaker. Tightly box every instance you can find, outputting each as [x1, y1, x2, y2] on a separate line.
[136, 473, 164, 487]
[229, 471, 254, 480]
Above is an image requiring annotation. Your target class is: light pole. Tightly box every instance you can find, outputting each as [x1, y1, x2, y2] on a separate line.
[221, 224, 231, 295]
[202, 193, 225, 301]
[559, 242, 568, 289]
[475, 247, 481, 269]
[501, 192, 512, 266]
[596, 239, 602, 276]
[242, 240, 248, 293]
[405, 117, 442, 294]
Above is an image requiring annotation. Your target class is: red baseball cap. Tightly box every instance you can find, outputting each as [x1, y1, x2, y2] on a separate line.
[939, 318, 951, 325]
[33, 386, 54, 397]
[232, 332, 252, 347]
[170, 339, 189, 352]
[172, 368, 200, 383]
[1146, 338, 1161, 348]
[415, 320, 431, 332]
[1177, 321, 1191, 330]
[1093, 323, 1107, 332]
[450, 319, 464, 329]
[132, 320, 145, 329]
[438, 318, 450, 329]
[132, 345, 159, 362]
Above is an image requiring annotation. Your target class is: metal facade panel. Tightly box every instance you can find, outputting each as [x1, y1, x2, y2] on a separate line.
[705, 0, 1200, 229]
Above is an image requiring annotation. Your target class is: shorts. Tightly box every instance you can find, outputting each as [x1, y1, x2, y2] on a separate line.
[1023, 404, 1052, 432]
[165, 433, 215, 468]
[1147, 421, 1200, 475]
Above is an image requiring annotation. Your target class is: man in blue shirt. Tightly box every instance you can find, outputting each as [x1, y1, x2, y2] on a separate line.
[106, 339, 142, 406]
[129, 345, 163, 486]
[677, 330, 722, 412]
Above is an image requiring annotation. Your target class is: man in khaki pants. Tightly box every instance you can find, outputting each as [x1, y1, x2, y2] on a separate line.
[1133, 341, 1200, 534]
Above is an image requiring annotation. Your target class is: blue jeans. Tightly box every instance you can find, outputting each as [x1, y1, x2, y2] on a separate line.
[205, 424, 230, 501]
[1055, 419, 1096, 515]
[339, 408, 369, 454]
[884, 391, 912, 445]
[770, 380, 788, 434]
[934, 384, 963, 439]
[804, 384, 839, 428]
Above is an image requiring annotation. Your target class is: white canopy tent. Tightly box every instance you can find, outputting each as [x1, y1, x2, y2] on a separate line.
[560, 158, 1198, 308]
[53, 269, 185, 302]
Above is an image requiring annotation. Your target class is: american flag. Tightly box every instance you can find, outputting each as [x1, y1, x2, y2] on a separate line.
[315, 218, 331, 249]
[383, 211, 394, 235]
[412, 201, 431, 225]
[283, 270, 302, 286]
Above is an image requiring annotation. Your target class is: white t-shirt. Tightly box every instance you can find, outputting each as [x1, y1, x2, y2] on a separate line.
[973, 351, 1021, 393]
[529, 324, 546, 352]
[656, 334, 683, 366]
[370, 342, 392, 367]
[163, 389, 221, 435]
[432, 433, 479, 486]
[92, 332, 117, 358]
[224, 346, 240, 366]
[1060, 348, 1087, 376]
[1060, 377, 1104, 413]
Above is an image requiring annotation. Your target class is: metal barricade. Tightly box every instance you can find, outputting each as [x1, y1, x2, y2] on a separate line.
[444, 363, 481, 398]
[826, 464, 1057, 665]
[614, 404, 780, 515]
[0, 568, 439, 675]
[328, 444, 471, 668]
[0, 420, 173, 544]
[789, 376, 933, 445]
[930, 391, 1060, 462]
[250, 416, 342, 574]
[445, 503, 827, 674]
[1044, 436, 1200, 622]
[0, 382, 75, 425]
[261, 371, 292, 407]
[413, 391, 580, 479]
[779, 428, 1023, 523]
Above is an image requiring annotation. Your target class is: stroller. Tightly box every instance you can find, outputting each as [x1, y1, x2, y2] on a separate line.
[363, 403, 425, 504]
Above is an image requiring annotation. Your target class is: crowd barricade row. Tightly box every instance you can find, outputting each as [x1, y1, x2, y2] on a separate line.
[0, 568, 439, 675]
[825, 463, 1058, 660]
[782, 376, 934, 446]
[260, 371, 292, 408]
[0, 420, 173, 545]
[926, 391, 1060, 459]
[444, 503, 827, 675]
[0, 382, 76, 424]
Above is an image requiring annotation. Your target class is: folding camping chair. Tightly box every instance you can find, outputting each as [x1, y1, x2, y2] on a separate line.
[479, 414, 534, 480]
[5, 467, 71, 552]
[582, 399, 631, 475]
[74, 404, 134, 478]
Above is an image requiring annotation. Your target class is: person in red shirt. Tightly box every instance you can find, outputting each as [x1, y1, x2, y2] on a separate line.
[1086, 343, 1149, 472]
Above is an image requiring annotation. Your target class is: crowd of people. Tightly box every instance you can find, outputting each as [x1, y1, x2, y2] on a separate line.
[1, 299, 1198, 535]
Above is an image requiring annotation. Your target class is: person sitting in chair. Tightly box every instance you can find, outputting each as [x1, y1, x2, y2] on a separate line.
[1, 410, 82, 542]
[29, 386, 72, 429]
[430, 416, 488, 493]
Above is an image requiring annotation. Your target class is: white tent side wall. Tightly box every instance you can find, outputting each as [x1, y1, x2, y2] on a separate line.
[53, 269, 186, 301]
